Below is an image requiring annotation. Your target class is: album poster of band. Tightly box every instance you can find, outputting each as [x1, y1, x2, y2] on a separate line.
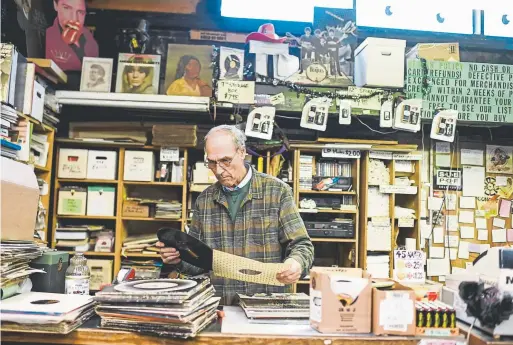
[286, 8, 356, 87]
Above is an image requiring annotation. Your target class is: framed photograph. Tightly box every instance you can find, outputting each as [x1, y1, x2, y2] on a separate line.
[164, 44, 213, 97]
[115, 53, 161, 94]
[486, 145, 513, 174]
[80, 57, 113, 93]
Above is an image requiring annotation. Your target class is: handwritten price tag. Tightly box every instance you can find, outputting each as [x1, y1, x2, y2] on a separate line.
[393, 250, 426, 284]
[270, 93, 285, 105]
[160, 147, 179, 162]
[322, 148, 361, 159]
[217, 81, 255, 104]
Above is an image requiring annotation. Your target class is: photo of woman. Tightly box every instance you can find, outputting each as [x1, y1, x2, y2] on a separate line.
[164, 44, 213, 97]
[115, 53, 161, 94]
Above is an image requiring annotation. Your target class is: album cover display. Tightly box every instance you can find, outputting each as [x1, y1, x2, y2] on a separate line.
[115, 53, 161, 94]
[157, 228, 213, 271]
[219, 47, 244, 81]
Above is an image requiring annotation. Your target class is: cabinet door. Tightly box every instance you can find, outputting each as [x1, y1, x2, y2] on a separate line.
[356, 0, 474, 34]
[484, 9, 513, 38]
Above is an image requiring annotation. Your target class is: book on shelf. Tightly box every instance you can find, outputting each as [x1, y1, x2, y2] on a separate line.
[55, 231, 89, 240]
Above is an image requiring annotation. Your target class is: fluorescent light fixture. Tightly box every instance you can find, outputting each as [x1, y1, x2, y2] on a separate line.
[56, 91, 210, 112]
[323, 144, 372, 149]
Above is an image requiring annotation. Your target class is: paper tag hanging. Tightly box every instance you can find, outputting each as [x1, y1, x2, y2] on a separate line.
[380, 100, 393, 128]
[245, 106, 276, 140]
[338, 100, 352, 125]
[219, 47, 244, 81]
[300, 98, 331, 131]
[393, 99, 422, 133]
[430, 109, 458, 143]
[160, 147, 179, 162]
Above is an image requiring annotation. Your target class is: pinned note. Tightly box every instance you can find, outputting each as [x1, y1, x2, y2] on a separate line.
[449, 248, 458, 260]
[499, 199, 512, 218]
[452, 267, 466, 274]
[478, 230, 488, 241]
[496, 176, 509, 186]
[493, 217, 506, 228]
[460, 226, 475, 239]
[430, 246, 445, 259]
[436, 142, 450, 154]
[492, 229, 507, 243]
[428, 197, 444, 211]
[458, 241, 470, 259]
[445, 235, 459, 248]
[462, 166, 485, 197]
[446, 215, 458, 231]
[466, 262, 473, 269]
[436, 155, 451, 167]
[427, 258, 450, 276]
[508, 229, 513, 242]
[446, 194, 457, 211]
[433, 227, 444, 244]
[459, 196, 476, 209]
[461, 149, 484, 166]
[459, 210, 474, 224]
[475, 218, 488, 229]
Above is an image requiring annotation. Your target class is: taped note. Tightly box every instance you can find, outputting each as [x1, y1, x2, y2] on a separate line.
[213, 250, 287, 286]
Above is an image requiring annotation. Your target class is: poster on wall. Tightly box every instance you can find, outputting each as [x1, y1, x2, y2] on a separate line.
[219, 47, 244, 81]
[115, 54, 161, 94]
[164, 44, 213, 97]
[434, 168, 462, 191]
[486, 145, 513, 174]
[80, 57, 113, 92]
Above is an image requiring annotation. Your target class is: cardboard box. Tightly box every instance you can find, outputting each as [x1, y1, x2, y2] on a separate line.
[123, 150, 155, 182]
[1, 158, 40, 241]
[58, 148, 88, 179]
[193, 162, 216, 184]
[372, 280, 416, 336]
[122, 200, 150, 218]
[354, 37, 406, 88]
[310, 267, 372, 333]
[58, 186, 87, 215]
[31, 80, 45, 122]
[406, 43, 460, 62]
[86, 259, 113, 291]
[87, 150, 117, 180]
[87, 186, 115, 216]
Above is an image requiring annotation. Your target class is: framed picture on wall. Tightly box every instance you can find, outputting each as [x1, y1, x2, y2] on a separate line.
[115, 53, 161, 94]
[80, 57, 113, 93]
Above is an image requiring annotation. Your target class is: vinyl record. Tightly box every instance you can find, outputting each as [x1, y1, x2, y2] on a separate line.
[157, 228, 213, 271]
[114, 279, 197, 293]
[224, 54, 241, 79]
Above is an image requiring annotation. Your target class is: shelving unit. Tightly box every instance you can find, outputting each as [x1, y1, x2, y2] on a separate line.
[52, 140, 189, 280]
[359, 151, 421, 278]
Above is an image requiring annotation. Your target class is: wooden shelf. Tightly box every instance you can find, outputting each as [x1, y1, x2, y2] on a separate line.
[58, 178, 119, 184]
[34, 165, 51, 173]
[121, 217, 182, 222]
[123, 181, 184, 186]
[311, 238, 356, 243]
[57, 215, 117, 220]
[122, 253, 161, 258]
[300, 209, 357, 214]
[296, 280, 310, 285]
[299, 190, 356, 195]
[68, 251, 115, 257]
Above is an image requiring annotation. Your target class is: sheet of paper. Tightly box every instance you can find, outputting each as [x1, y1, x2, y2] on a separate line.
[461, 149, 484, 166]
[499, 199, 512, 218]
[439, 276, 446, 282]
[445, 235, 459, 248]
[436, 142, 451, 154]
[496, 176, 509, 186]
[460, 226, 475, 239]
[428, 197, 444, 211]
[433, 227, 444, 244]
[492, 229, 507, 243]
[462, 166, 485, 197]
[446, 194, 457, 211]
[508, 229, 513, 242]
[480, 244, 490, 254]
[468, 243, 481, 253]
[493, 217, 506, 228]
[213, 250, 286, 286]
[429, 246, 445, 259]
[446, 215, 458, 231]
[449, 248, 458, 260]
[436, 155, 451, 167]
[475, 218, 488, 229]
[459, 210, 474, 224]
[452, 267, 466, 274]
[459, 196, 476, 209]
[458, 241, 470, 259]
[427, 258, 450, 276]
[478, 230, 488, 241]
[466, 262, 473, 269]
[475, 210, 486, 217]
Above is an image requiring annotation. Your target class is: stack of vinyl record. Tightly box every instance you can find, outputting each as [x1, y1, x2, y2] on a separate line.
[237, 293, 310, 324]
[94, 278, 219, 338]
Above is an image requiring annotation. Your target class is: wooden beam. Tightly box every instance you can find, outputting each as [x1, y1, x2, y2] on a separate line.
[86, 0, 200, 14]
[317, 138, 399, 145]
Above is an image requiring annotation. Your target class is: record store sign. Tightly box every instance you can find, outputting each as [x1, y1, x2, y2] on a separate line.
[322, 148, 361, 159]
[406, 60, 513, 124]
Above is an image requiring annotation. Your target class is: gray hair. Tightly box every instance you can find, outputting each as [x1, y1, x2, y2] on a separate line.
[204, 125, 246, 150]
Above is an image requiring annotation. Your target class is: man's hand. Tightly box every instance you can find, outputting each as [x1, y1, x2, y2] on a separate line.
[156, 241, 181, 265]
[276, 258, 302, 284]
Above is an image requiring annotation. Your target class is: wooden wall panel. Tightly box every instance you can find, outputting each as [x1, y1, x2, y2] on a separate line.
[87, 0, 200, 14]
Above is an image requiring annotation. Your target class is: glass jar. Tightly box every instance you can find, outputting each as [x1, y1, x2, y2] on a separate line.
[65, 253, 90, 295]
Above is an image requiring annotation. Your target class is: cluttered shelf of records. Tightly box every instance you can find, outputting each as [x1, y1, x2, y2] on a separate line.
[54, 224, 114, 253]
[121, 234, 160, 256]
[237, 293, 310, 324]
[94, 278, 220, 338]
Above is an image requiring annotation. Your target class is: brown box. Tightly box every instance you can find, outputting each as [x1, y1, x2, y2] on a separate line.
[122, 200, 150, 218]
[406, 43, 460, 62]
[372, 280, 416, 336]
[1, 158, 40, 241]
[86, 259, 113, 291]
[310, 267, 372, 334]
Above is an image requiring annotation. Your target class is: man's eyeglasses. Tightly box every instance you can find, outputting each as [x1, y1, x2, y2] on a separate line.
[204, 154, 236, 169]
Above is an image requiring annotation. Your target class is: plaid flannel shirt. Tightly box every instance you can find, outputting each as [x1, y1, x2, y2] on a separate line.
[177, 167, 314, 305]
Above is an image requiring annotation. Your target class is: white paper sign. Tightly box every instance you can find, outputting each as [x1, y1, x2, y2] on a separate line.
[393, 250, 426, 283]
[245, 106, 275, 140]
[462, 166, 485, 197]
[476, 218, 487, 229]
[461, 149, 484, 166]
[369, 151, 393, 160]
[496, 176, 509, 186]
[492, 229, 507, 243]
[379, 292, 414, 332]
[478, 229, 488, 241]
[459, 210, 474, 224]
[427, 258, 450, 276]
[160, 147, 179, 162]
[460, 226, 475, 239]
[217, 80, 256, 104]
[321, 148, 361, 159]
[445, 235, 459, 248]
[493, 217, 506, 228]
[270, 93, 285, 105]
[398, 218, 415, 228]
[436, 142, 450, 154]
[459, 196, 476, 209]
[393, 153, 423, 161]
[379, 185, 418, 195]
[458, 241, 470, 259]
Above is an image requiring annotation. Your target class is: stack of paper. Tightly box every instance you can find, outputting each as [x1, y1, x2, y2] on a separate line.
[237, 293, 310, 324]
[155, 201, 182, 219]
[366, 255, 390, 278]
[54, 225, 107, 252]
[94, 278, 219, 338]
[122, 234, 159, 255]
[30, 133, 49, 167]
[0, 292, 95, 334]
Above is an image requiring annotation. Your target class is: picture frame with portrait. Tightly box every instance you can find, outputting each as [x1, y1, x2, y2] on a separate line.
[80, 57, 113, 93]
[115, 53, 161, 95]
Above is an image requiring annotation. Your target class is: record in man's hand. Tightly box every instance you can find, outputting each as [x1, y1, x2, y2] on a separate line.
[114, 279, 197, 293]
[157, 228, 213, 271]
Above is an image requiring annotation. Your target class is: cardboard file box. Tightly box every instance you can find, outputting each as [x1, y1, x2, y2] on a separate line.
[310, 267, 372, 333]
[406, 43, 460, 62]
[193, 162, 216, 184]
[354, 37, 406, 88]
[122, 200, 150, 218]
[123, 150, 155, 182]
[372, 280, 416, 336]
[86, 259, 113, 291]
[30, 81, 45, 122]
[30, 251, 69, 293]
[58, 148, 88, 179]
[87, 150, 117, 180]
[58, 186, 87, 215]
[87, 186, 115, 216]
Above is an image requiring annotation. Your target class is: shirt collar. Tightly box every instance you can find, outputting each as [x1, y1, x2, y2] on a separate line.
[222, 165, 252, 192]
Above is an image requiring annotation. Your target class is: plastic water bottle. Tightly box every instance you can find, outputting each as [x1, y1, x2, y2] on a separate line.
[65, 253, 90, 295]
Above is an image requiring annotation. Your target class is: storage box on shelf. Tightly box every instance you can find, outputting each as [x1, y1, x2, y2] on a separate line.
[359, 151, 421, 279]
[52, 139, 189, 279]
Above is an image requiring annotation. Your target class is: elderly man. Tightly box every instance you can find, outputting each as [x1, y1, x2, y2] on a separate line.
[157, 125, 314, 305]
